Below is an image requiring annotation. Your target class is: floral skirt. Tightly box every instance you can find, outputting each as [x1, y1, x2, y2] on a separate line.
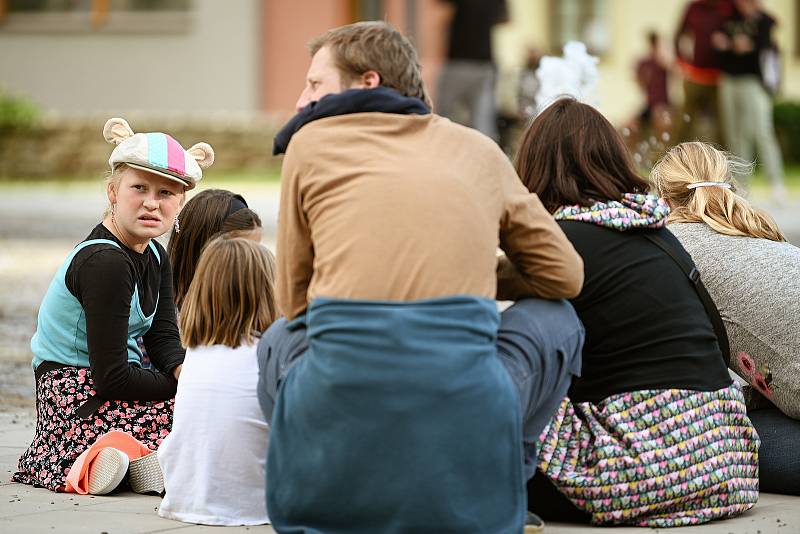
[537, 384, 760, 527]
[13, 366, 174, 491]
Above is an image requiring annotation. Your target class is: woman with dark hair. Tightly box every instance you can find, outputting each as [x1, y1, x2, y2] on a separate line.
[167, 189, 262, 309]
[514, 98, 759, 527]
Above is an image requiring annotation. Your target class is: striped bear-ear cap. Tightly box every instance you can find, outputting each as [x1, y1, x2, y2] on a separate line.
[105, 118, 213, 190]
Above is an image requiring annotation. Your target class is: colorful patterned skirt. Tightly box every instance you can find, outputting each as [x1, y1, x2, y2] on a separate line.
[13, 366, 174, 492]
[537, 384, 760, 527]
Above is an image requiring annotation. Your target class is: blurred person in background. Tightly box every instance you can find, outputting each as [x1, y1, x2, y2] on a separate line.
[517, 47, 542, 120]
[435, 0, 508, 141]
[674, 0, 733, 143]
[713, 0, 785, 201]
[631, 31, 673, 141]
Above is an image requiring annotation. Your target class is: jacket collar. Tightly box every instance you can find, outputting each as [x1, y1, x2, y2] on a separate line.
[554, 193, 670, 232]
[273, 87, 430, 155]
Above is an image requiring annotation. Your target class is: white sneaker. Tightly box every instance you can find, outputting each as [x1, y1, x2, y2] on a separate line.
[87, 447, 129, 495]
[129, 452, 164, 495]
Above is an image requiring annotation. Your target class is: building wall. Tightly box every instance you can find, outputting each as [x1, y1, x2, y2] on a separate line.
[261, 0, 351, 116]
[2, 0, 795, 124]
[259, 0, 448, 115]
[0, 0, 261, 115]
[772, 0, 800, 100]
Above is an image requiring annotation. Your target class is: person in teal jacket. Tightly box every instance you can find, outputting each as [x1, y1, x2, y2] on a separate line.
[14, 118, 214, 493]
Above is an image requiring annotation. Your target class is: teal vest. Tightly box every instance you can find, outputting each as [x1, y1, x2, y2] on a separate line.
[31, 239, 160, 370]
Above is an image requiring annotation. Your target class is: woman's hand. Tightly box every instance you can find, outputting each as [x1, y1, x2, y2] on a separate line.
[172, 364, 182, 381]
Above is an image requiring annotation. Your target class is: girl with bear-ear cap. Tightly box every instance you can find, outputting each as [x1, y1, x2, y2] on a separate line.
[13, 118, 214, 495]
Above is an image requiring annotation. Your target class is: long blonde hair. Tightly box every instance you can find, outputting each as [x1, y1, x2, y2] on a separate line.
[651, 142, 785, 242]
[180, 237, 279, 349]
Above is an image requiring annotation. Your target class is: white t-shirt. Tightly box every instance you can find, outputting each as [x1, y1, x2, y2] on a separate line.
[158, 341, 270, 525]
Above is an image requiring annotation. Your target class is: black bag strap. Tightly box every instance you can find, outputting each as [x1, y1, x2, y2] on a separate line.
[642, 231, 731, 367]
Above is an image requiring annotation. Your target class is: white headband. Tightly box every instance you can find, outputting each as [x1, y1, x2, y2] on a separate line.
[686, 181, 732, 190]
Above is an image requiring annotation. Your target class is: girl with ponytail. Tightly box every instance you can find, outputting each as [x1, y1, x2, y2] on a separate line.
[652, 141, 800, 496]
[651, 142, 784, 241]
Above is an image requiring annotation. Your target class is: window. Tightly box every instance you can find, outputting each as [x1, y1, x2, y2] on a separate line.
[7, 0, 93, 12]
[0, 0, 191, 33]
[350, 0, 384, 22]
[547, 0, 609, 56]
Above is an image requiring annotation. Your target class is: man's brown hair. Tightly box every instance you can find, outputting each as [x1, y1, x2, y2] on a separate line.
[180, 237, 279, 349]
[515, 97, 650, 212]
[309, 21, 430, 106]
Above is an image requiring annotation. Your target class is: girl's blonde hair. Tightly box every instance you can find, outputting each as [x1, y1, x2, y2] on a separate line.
[180, 237, 279, 349]
[651, 142, 786, 242]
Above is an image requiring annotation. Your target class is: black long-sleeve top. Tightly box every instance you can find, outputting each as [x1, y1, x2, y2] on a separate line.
[64, 224, 184, 400]
[718, 10, 775, 77]
[560, 222, 732, 403]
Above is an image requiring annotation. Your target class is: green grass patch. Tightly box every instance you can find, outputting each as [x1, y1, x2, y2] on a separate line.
[1, 166, 797, 202]
[746, 165, 800, 200]
[202, 169, 281, 183]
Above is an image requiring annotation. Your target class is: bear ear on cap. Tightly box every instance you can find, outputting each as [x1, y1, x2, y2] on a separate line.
[103, 118, 135, 145]
[187, 142, 215, 169]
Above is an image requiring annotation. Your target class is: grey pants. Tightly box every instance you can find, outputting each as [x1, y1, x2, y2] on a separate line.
[257, 298, 584, 480]
[719, 74, 785, 188]
[436, 60, 499, 141]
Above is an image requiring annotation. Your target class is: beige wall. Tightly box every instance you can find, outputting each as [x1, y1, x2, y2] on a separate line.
[261, 0, 351, 116]
[3, 0, 795, 123]
[0, 0, 261, 115]
[260, 0, 449, 114]
[495, 0, 799, 123]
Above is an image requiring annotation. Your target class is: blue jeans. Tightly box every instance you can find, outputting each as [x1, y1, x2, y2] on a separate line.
[257, 298, 583, 481]
[748, 408, 800, 495]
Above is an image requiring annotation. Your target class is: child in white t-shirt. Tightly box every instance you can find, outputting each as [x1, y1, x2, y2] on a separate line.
[157, 237, 279, 525]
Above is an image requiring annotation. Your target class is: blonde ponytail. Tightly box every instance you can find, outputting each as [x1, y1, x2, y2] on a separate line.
[651, 142, 786, 242]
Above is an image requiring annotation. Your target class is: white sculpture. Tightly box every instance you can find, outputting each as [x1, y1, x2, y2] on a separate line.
[535, 41, 600, 114]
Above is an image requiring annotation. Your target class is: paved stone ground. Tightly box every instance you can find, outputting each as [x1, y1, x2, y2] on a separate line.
[1, 410, 798, 533]
[1, 183, 799, 532]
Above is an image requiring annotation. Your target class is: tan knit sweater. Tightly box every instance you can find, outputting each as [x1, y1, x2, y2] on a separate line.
[277, 112, 583, 320]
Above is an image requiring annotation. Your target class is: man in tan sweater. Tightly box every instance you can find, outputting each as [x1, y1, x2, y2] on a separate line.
[258, 21, 585, 533]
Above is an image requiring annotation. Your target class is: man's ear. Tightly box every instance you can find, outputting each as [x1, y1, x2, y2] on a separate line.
[361, 70, 381, 89]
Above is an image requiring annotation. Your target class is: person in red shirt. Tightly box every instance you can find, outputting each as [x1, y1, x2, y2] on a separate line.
[674, 0, 733, 143]
[633, 31, 673, 140]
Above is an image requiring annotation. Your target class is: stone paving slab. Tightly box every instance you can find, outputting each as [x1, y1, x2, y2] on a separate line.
[2, 412, 798, 534]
